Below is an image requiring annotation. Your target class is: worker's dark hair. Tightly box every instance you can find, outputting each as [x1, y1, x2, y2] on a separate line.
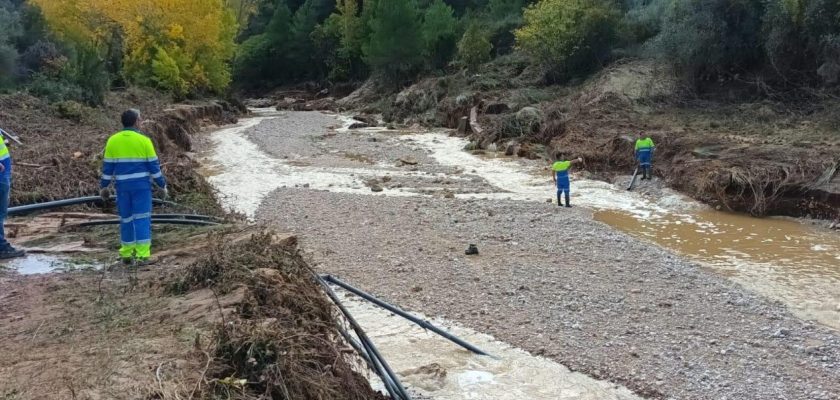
[553, 151, 565, 161]
[121, 109, 140, 128]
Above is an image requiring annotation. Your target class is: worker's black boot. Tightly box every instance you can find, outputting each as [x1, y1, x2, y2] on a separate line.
[557, 194, 563, 207]
[564, 193, 572, 208]
[0, 245, 25, 259]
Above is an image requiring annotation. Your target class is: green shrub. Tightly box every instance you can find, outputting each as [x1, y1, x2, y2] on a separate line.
[26, 73, 84, 103]
[515, 0, 620, 82]
[646, 0, 764, 84]
[55, 100, 85, 121]
[621, 0, 667, 44]
[151, 47, 186, 96]
[457, 22, 493, 72]
[488, 0, 525, 19]
[763, 0, 840, 84]
[0, 44, 17, 87]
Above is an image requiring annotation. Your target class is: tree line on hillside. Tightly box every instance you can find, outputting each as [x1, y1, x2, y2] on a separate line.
[1, 0, 838, 106]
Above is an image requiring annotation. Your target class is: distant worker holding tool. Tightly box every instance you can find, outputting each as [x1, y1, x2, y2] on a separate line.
[634, 132, 656, 180]
[0, 126, 25, 259]
[100, 109, 168, 265]
[551, 153, 584, 208]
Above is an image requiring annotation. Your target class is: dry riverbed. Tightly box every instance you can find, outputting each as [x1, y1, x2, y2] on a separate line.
[201, 111, 840, 400]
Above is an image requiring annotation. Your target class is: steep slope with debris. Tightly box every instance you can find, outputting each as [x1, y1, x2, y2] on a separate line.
[330, 57, 839, 220]
[0, 89, 242, 212]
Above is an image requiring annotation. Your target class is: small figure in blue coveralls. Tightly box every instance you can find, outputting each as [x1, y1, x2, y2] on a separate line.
[635, 133, 656, 180]
[100, 110, 168, 265]
[551, 153, 584, 208]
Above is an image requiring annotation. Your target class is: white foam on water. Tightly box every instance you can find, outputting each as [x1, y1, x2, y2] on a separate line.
[203, 117, 425, 218]
[338, 292, 641, 400]
[207, 113, 700, 221]
[397, 133, 699, 219]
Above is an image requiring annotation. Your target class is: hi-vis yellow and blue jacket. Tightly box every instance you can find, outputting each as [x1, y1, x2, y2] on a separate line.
[0, 140, 12, 182]
[100, 129, 166, 191]
[634, 137, 655, 155]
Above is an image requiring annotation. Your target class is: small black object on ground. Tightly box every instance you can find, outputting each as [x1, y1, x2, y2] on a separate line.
[465, 244, 479, 255]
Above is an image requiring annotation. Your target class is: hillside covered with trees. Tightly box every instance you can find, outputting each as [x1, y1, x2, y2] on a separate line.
[1, 0, 838, 217]
[2, 0, 839, 101]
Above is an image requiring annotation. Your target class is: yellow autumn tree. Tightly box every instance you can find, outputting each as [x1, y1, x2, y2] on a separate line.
[31, 0, 237, 95]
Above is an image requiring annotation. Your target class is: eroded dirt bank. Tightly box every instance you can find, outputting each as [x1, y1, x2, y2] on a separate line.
[203, 110, 840, 400]
[0, 219, 384, 400]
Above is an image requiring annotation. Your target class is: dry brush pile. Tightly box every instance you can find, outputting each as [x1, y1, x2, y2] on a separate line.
[169, 231, 385, 400]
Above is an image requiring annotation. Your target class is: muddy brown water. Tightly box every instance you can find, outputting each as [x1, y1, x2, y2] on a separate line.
[595, 209, 840, 329]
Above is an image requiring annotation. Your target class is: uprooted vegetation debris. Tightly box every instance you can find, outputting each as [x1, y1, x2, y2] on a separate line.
[335, 58, 839, 219]
[170, 231, 386, 400]
[0, 226, 387, 400]
[0, 90, 241, 214]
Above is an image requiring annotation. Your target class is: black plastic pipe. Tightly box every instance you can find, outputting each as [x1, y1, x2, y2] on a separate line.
[322, 275, 491, 357]
[318, 277, 411, 400]
[151, 214, 223, 222]
[338, 326, 399, 399]
[8, 196, 181, 216]
[63, 217, 220, 230]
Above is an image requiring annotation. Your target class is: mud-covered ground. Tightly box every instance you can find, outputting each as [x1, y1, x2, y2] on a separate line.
[237, 112, 840, 399]
[0, 221, 384, 400]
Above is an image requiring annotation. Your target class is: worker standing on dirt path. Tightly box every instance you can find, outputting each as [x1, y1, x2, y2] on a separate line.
[100, 109, 168, 265]
[551, 153, 584, 208]
[635, 133, 656, 180]
[0, 133, 25, 259]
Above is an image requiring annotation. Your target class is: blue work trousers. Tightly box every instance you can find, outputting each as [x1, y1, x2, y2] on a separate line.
[117, 189, 153, 259]
[0, 179, 9, 249]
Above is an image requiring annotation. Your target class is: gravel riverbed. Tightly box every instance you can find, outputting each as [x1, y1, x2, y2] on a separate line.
[221, 111, 840, 399]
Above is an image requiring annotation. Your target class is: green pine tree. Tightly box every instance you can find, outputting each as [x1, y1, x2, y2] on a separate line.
[421, 0, 457, 69]
[458, 21, 492, 72]
[363, 0, 424, 81]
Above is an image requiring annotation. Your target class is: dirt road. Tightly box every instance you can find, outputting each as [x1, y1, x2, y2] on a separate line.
[201, 111, 840, 400]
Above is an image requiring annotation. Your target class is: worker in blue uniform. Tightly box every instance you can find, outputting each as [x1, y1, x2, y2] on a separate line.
[551, 154, 584, 207]
[0, 132, 25, 259]
[635, 133, 656, 180]
[100, 109, 167, 265]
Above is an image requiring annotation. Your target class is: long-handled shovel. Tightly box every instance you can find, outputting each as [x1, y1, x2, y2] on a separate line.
[627, 165, 640, 191]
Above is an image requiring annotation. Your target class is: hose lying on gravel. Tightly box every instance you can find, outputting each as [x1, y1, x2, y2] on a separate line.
[317, 275, 412, 400]
[321, 274, 492, 357]
[61, 217, 221, 231]
[150, 214, 223, 222]
[8, 196, 181, 216]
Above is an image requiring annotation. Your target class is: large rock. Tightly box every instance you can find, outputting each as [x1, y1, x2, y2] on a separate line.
[515, 107, 543, 134]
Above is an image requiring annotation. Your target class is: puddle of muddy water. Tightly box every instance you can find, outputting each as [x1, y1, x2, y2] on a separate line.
[338, 292, 640, 400]
[2, 254, 93, 275]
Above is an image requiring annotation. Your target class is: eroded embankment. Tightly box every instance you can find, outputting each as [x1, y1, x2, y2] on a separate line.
[0, 90, 242, 213]
[0, 225, 385, 400]
[324, 59, 840, 220]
